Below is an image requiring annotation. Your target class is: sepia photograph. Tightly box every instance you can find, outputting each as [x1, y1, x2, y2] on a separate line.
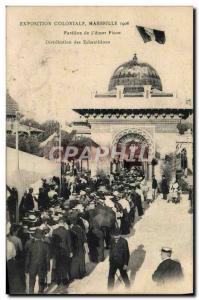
[6, 6, 194, 295]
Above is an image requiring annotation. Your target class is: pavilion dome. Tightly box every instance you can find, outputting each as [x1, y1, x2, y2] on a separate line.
[108, 54, 162, 92]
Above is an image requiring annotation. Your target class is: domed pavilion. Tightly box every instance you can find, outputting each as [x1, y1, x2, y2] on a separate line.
[73, 54, 193, 179]
[108, 54, 162, 93]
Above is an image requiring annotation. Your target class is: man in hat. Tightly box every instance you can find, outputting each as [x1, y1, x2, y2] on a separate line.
[25, 228, 50, 294]
[108, 228, 130, 289]
[161, 175, 169, 200]
[69, 218, 86, 280]
[40, 217, 53, 237]
[7, 186, 18, 224]
[38, 187, 50, 211]
[23, 188, 35, 213]
[40, 218, 53, 286]
[52, 217, 73, 286]
[61, 178, 70, 200]
[152, 247, 183, 285]
[7, 224, 25, 294]
[28, 214, 38, 227]
[130, 186, 143, 217]
[8, 224, 23, 256]
[24, 227, 36, 257]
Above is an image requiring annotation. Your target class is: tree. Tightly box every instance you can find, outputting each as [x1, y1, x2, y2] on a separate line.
[177, 122, 192, 135]
[6, 133, 41, 156]
[6, 134, 16, 149]
[18, 135, 41, 155]
[20, 118, 41, 129]
[40, 120, 60, 141]
[160, 152, 176, 184]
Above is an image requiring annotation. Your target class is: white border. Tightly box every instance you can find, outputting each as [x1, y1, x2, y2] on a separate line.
[1, 1, 198, 299]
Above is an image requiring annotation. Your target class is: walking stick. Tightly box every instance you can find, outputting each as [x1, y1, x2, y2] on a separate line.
[115, 272, 122, 283]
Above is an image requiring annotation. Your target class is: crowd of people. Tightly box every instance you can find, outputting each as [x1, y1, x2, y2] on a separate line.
[6, 166, 183, 294]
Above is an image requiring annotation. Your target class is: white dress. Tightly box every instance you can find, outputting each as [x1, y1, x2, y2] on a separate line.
[119, 198, 130, 213]
[171, 182, 179, 198]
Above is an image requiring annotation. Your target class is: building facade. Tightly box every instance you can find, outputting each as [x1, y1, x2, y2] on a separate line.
[73, 54, 193, 180]
[6, 93, 43, 137]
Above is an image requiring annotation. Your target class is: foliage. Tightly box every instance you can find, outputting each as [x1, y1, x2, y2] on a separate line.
[6, 133, 41, 156]
[20, 118, 61, 142]
[40, 120, 60, 141]
[20, 118, 41, 129]
[177, 122, 192, 135]
[155, 151, 161, 159]
[6, 134, 16, 149]
[160, 153, 175, 184]
[7, 117, 77, 157]
[178, 177, 190, 192]
[19, 135, 41, 155]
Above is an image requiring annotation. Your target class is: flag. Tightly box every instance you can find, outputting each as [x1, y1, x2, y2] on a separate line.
[136, 26, 166, 44]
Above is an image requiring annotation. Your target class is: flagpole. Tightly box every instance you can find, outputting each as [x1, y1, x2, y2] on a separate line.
[59, 123, 62, 195]
[16, 111, 19, 171]
[15, 111, 19, 223]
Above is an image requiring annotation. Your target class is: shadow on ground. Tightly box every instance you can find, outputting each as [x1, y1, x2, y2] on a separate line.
[128, 244, 146, 284]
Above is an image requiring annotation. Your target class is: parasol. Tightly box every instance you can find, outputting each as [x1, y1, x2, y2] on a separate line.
[93, 212, 115, 228]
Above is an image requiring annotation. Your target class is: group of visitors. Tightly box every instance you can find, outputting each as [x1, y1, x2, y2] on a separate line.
[6, 167, 150, 294]
[6, 166, 183, 294]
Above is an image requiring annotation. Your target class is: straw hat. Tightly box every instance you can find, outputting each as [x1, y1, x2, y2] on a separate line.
[28, 214, 37, 223]
[27, 227, 37, 234]
[113, 191, 119, 196]
[161, 247, 172, 254]
[80, 190, 86, 196]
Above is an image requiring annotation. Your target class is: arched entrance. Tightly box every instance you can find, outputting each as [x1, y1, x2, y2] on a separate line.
[112, 128, 154, 179]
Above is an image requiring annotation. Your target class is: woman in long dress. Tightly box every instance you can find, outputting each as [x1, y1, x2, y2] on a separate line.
[70, 221, 86, 280]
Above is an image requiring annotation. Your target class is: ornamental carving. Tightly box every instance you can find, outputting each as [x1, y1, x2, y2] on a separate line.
[112, 128, 155, 159]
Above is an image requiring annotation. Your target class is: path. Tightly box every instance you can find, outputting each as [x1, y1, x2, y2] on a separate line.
[66, 195, 193, 295]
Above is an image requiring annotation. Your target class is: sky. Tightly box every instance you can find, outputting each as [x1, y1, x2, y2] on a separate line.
[7, 6, 193, 125]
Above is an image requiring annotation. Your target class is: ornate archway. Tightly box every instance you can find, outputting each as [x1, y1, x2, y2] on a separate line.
[112, 128, 154, 161]
[111, 128, 155, 179]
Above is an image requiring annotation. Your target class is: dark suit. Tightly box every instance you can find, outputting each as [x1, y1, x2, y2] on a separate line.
[7, 194, 17, 224]
[121, 209, 131, 234]
[152, 178, 158, 189]
[24, 193, 34, 212]
[92, 227, 105, 262]
[25, 239, 50, 294]
[131, 191, 143, 216]
[108, 237, 130, 289]
[38, 191, 49, 210]
[161, 179, 169, 200]
[61, 184, 70, 200]
[52, 226, 72, 284]
[152, 258, 183, 284]
[70, 225, 86, 279]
